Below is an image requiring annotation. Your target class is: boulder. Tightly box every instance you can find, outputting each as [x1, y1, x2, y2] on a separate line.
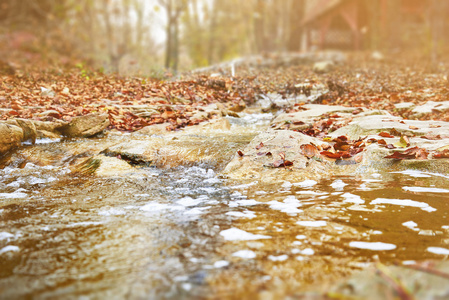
[313, 61, 335, 73]
[57, 113, 109, 137]
[5, 118, 37, 144]
[222, 129, 332, 182]
[72, 154, 143, 177]
[271, 104, 360, 130]
[0, 123, 23, 154]
[136, 123, 171, 135]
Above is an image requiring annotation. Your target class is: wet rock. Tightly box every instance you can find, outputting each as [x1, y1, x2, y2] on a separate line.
[5, 119, 37, 144]
[411, 100, 449, 115]
[330, 115, 449, 139]
[32, 120, 65, 139]
[271, 104, 359, 130]
[329, 115, 449, 173]
[183, 118, 231, 133]
[72, 154, 143, 177]
[223, 129, 332, 182]
[329, 261, 449, 299]
[57, 113, 109, 137]
[136, 123, 171, 135]
[0, 123, 23, 154]
[313, 61, 334, 73]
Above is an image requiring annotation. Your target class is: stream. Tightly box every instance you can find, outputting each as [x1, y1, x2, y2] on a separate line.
[1, 113, 449, 299]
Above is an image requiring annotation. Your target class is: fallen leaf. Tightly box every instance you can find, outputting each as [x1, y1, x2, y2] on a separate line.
[301, 144, 320, 158]
[408, 125, 419, 130]
[394, 135, 410, 148]
[320, 151, 342, 159]
[237, 150, 244, 156]
[255, 142, 264, 150]
[433, 149, 449, 159]
[384, 146, 428, 160]
[379, 132, 394, 138]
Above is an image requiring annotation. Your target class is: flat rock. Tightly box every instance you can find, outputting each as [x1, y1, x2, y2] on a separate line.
[330, 115, 449, 139]
[272, 104, 358, 124]
[0, 123, 23, 154]
[222, 129, 332, 182]
[412, 100, 449, 114]
[5, 118, 37, 144]
[72, 154, 144, 177]
[57, 113, 109, 137]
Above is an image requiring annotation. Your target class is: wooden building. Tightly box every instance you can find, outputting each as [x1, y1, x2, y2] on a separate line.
[301, 0, 446, 51]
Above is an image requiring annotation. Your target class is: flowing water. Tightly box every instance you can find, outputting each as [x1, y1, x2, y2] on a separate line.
[1, 113, 449, 299]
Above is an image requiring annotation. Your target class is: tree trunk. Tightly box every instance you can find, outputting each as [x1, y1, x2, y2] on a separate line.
[286, 0, 304, 51]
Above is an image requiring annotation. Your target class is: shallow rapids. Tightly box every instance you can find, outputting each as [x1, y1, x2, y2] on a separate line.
[1, 113, 449, 299]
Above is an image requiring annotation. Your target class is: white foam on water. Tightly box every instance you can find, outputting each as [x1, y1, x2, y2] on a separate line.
[296, 235, 307, 239]
[330, 179, 347, 190]
[268, 196, 303, 214]
[292, 241, 302, 246]
[220, 228, 271, 241]
[199, 187, 218, 193]
[291, 249, 301, 254]
[427, 247, 449, 255]
[182, 283, 192, 291]
[296, 256, 306, 261]
[0, 232, 14, 240]
[232, 249, 256, 259]
[134, 194, 150, 197]
[293, 180, 317, 188]
[184, 206, 210, 215]
[254, 191, 267, 195]
[402, 221, 418, 230]
[0, 245, 19, 255]
[213, 260, 229, 268]
[203, 177, 221, 184]
[28, 176, 47, 185]
[226, 210, 256, 219]
[349, 241, 396, 251]
[268, 254, 288, 261]
[36, 138, 61, 144]
[281, 181, 292, 189]
[0, 191, 28, 199]
[300, 248, 315, 255]
[177, 196, 202, 207]
[296, 191, 327, 196]
[403, 186, 449, 193]
[140, 202, 184, 212]
[296, 221, 327, 227]
[402, 260, 417, 265]
[358, 183, 371, 191]
[6, 180, 25, 188]
[442, 225, 449, 229]
[341, 193, 364, 204]
[66, 222, 103, 227]
[98, 208, 126, 216]
[370, 198, 436, 212]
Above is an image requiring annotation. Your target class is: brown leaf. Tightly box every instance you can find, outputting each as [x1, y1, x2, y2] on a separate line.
[409, 125, 419, 130]
[237, 150, 244, 157]
[433, 149, 449, 159]
[379, 132, 394, 138]
[255, 142, 264, 150]
[320, 151, 342, 159]
[420, 135, 441, 140]
[300, 144, 320, 158]
[384, 146, 428, 160]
